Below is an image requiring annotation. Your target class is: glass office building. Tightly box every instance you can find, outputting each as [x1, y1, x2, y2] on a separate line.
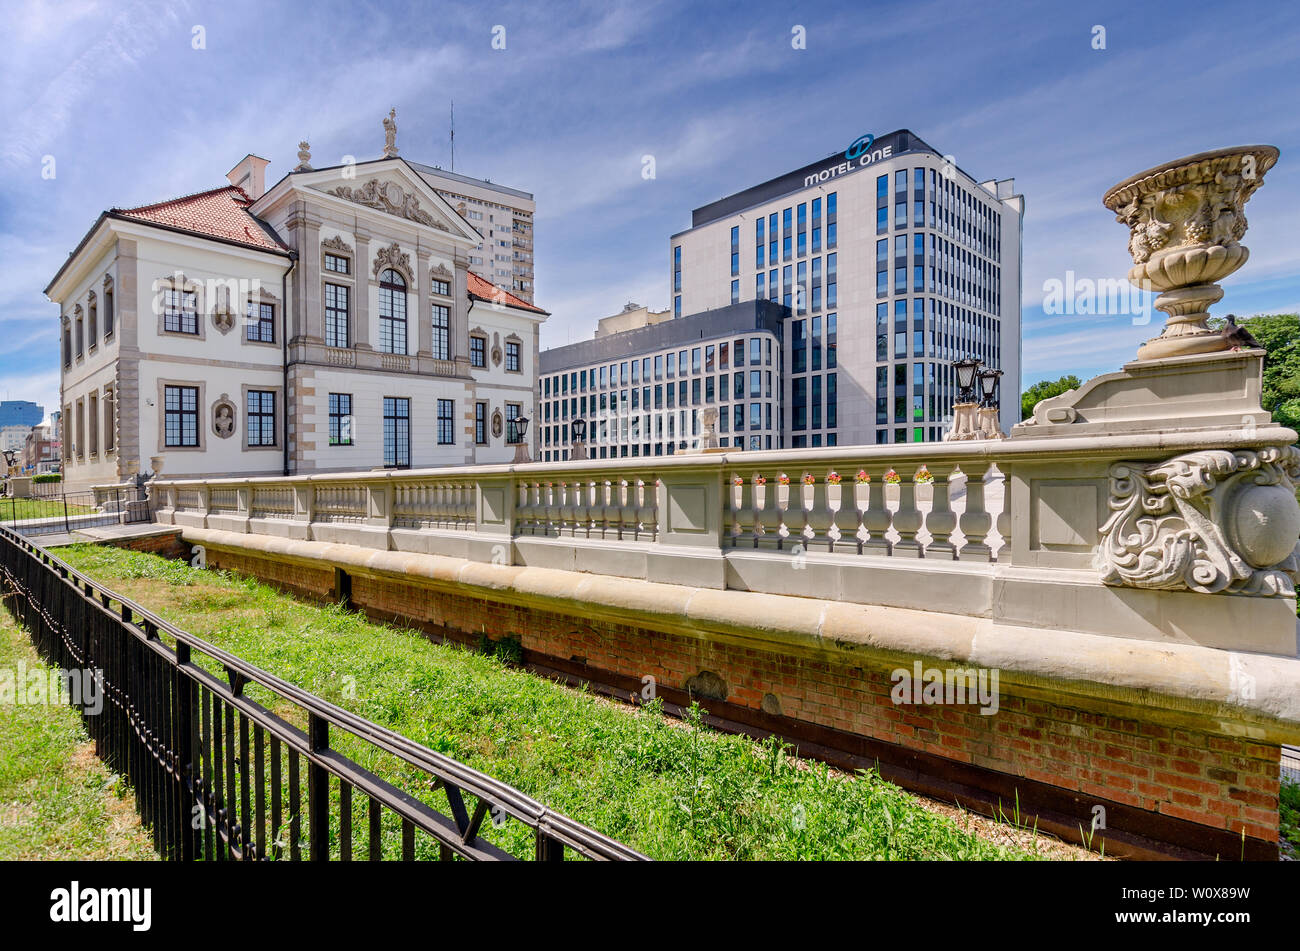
[538, 301, 787, 461]
[670, 129, 1023, 446]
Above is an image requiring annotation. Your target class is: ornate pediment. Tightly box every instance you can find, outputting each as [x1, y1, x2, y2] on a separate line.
[322, 235, 354, 255]
[431, 262, 453, 282]
[328, 178, 450, 232]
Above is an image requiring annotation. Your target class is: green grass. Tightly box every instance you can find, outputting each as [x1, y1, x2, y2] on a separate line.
[0, 498, 96, 522]
[1281, 778, 1299, 855]
[0, 596, 156, 860]
[51, 543, 1050, 861]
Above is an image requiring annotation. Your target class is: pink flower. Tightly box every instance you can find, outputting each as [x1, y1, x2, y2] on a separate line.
[883, 469, 901, 484]
[777, 474, 789, 485]
[914, 465, 934, 484]
[802, 473, 816, 485]
[755, 475, 767, 486]
[826, 471, 842, 485]
[855, 469, 871, 484]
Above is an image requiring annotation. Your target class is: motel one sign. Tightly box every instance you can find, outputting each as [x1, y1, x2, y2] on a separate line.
[803, 133, 893, 187]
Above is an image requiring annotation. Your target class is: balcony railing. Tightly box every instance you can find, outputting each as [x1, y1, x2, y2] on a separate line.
[152, 352, 1300, 657]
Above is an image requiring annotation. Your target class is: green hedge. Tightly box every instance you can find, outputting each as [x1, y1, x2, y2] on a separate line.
[32, 474, 61, 484]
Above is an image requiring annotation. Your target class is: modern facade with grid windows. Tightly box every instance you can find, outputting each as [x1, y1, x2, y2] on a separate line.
[538, 301, 787, 462]
[670, 129, 1023, 446]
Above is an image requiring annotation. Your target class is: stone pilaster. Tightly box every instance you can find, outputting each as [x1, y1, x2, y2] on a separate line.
[353, 228, 372, 350]
[416, 245, 432, 358]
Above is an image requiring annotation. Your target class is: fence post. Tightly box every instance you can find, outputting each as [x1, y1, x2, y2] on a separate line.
[307, 713, 330, 861]
[174, 642, 198, 861]
[63, 493, 70, 534]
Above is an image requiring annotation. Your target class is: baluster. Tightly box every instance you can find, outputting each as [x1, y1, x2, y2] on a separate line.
[639, 479, 659, 541]
[829, 473, 857, 553]
[574, 480, 592, 538]
[924, 467, 959, 559]
[752, 475, 773, 549]
[958, 466, 994, 562]
[617, 479, 635, 540]
[862, 478, 892, 556]
[893, 475, 924, 557]
[729, 475, 746, 548]
[990, 465, 1010, 562]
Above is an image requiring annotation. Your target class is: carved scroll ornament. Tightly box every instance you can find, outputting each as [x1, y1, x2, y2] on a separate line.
[1098, 446, 1300, 596]
[328, 178, 449, 231]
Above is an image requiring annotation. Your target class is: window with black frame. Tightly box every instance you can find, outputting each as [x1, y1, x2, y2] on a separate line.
[246, 390, 275, 446]
[329, 393, 352, 445]
[246, 302, 275, 343]
[383, 396, 410, 467]
[164, 385, 198, 447]
[378, 269, 407, 353]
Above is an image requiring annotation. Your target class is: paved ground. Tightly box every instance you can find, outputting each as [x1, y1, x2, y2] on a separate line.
[30, 524, 177, 550]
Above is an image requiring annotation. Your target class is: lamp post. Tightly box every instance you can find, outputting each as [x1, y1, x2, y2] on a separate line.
[511, 415, 531, 464]
[944, 356, 983, 441]
[570, 416, 588, 461]
[977, 367, 1004, 439]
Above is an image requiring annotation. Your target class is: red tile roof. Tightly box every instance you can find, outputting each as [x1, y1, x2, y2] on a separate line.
[467, 270, 548, 315]
[111, 185, 287, 253]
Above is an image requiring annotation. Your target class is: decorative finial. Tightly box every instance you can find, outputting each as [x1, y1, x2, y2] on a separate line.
[383, 108, 399, 158]
[295, 140, 312, 171]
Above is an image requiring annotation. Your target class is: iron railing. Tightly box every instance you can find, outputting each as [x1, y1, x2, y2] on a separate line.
[0, 525, 646, 861]
[1, 488, 148, 536]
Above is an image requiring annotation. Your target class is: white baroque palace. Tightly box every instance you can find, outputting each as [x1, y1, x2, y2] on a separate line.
[46, 123, 547, 493]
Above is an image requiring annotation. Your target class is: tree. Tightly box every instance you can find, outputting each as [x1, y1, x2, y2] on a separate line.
[1021, 375, 1081, 421]
[1208, 313, 1300, 431]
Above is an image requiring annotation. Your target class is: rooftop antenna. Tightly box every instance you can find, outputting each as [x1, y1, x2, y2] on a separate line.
[449, 99, 455, 172]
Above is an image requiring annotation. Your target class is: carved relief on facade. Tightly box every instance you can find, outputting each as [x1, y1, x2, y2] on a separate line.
[490, 331, 503, 367]
[321, 235, 354, 256]
[212, 394, 238, 439]
[371, 242, 412, 280]
[431, 262, 453, 283]
[491, 408, 503, 439]
[328, 178, 449, 231]
[1098, 446, 1300, 596]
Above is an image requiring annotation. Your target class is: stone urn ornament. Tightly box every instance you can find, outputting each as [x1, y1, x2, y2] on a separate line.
[1103, 145, 1278, 361]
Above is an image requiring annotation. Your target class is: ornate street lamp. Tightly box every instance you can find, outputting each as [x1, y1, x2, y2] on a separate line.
[511, 415, 531, 464]
[978, 367, 1003, 407]
[953, 355, 981, 404]
[570, 416, 588, 461]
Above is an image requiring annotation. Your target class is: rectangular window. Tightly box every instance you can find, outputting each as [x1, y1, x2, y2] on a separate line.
[163, 289, 198, 334]
[432, 305, 450, 360]
[437, 399, 454, 445]
[378, 281, 407, 354]
[506, 403, 522, 444]
[430, 278, 450, 296]
[163, 385, 198, 447]
[246, 390, 275, 446]
[246, 302, 275, 343]
[383, 397, 410, 467]
[731, 279, 739, 304]
[104, 289, 114, 338]
[324, 283, 349, 348]
[505, 340, 521, 372]
[470, 336, 486, 368]
[475, 401, 487, 445]
[324, 253, 350, 274]
[329, 393, 353, 446]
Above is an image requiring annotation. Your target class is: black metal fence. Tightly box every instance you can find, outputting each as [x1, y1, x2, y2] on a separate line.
[0, 488, 150, 536]
[0, 525, 645, 861]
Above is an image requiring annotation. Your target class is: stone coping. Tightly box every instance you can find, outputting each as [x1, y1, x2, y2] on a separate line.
[182, 526, 1300, 746]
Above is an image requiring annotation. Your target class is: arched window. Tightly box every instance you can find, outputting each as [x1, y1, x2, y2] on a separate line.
[378, 268, 407, 354]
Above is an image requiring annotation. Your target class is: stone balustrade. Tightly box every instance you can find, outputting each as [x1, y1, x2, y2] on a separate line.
[154, 351, 1300, 657]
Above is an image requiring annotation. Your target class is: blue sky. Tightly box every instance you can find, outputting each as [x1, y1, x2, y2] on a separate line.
[3, 0, 1298, 423]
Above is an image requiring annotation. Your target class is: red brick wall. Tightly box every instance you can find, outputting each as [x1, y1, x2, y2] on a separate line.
[202, 547, 1282, 858]
[104, 530, 192, 561]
